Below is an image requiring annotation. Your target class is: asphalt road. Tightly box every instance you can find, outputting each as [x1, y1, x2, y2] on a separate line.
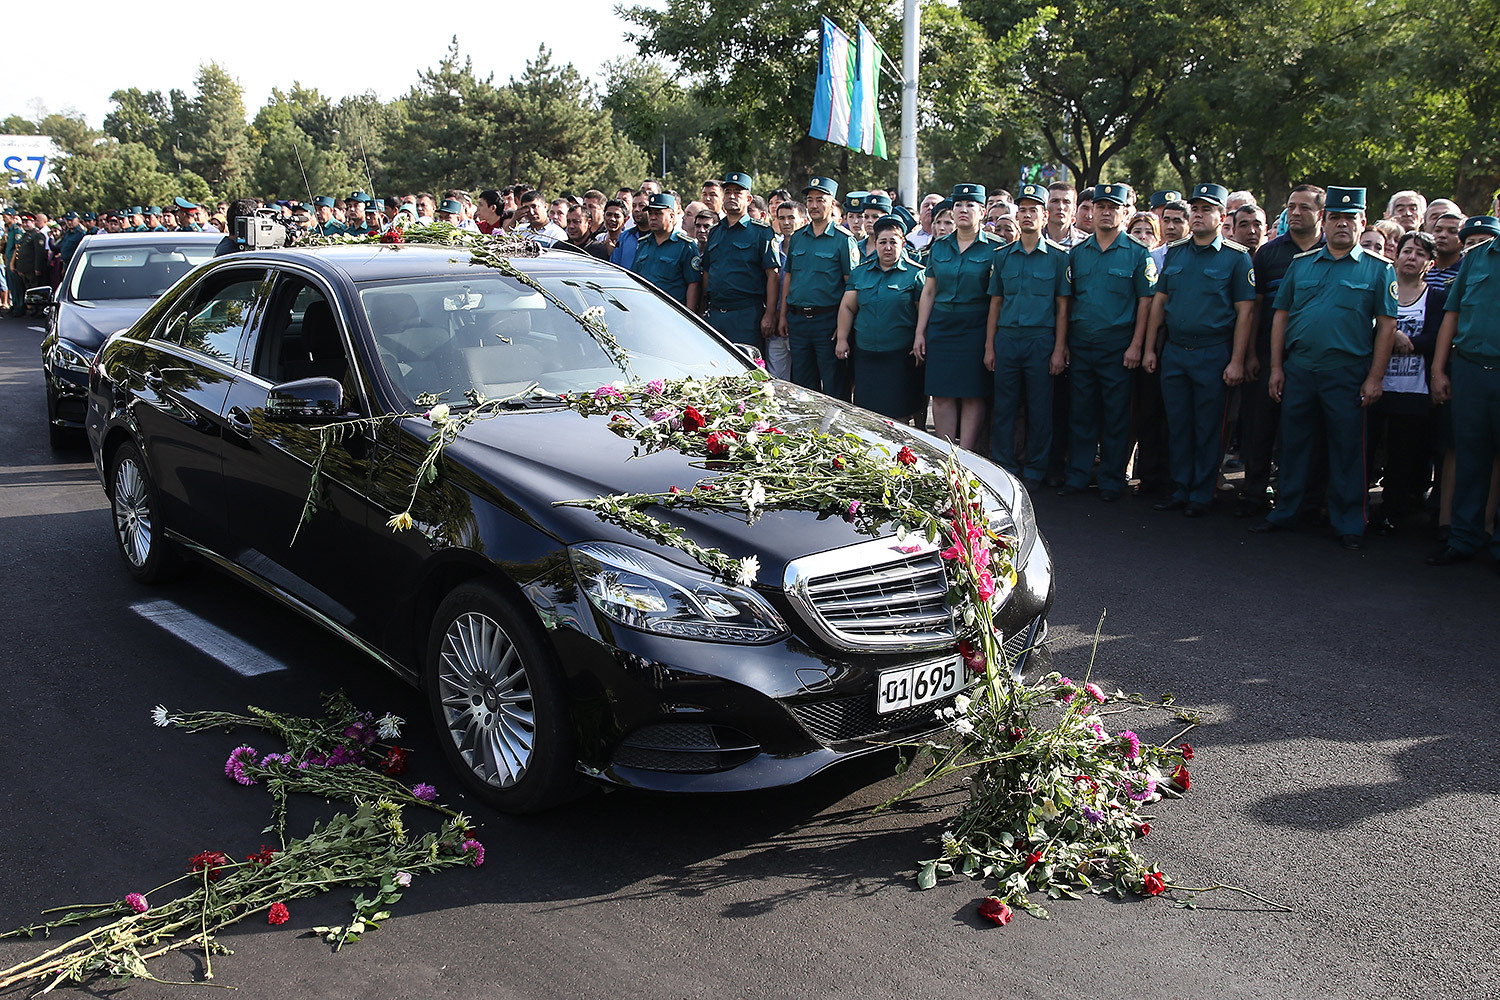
[1, 311, 1497, 999]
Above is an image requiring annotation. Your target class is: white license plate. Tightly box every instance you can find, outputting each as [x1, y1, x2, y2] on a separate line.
[876, 656, 965, 714]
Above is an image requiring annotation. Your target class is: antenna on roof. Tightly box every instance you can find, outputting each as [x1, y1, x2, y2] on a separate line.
[292, 143, 314, 205]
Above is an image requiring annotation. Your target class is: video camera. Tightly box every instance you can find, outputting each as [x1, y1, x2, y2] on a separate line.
[235, 208, 301, 250]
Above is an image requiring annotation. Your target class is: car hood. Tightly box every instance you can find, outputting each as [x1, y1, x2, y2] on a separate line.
[56, 300, 156, 352]
[440, 385, 1018, 575]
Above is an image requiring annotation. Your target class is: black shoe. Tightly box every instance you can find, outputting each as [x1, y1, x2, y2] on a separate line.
[1153, 498, 1186, 512]
[1099, 491, 1122, 503]
[1425, 545, 1473, 566]
[1340, 534, 1365, 551]
[1184, 502, 1209, 518]
[1247, 518, 1280, 534]
[1055, 485, 1083, 497]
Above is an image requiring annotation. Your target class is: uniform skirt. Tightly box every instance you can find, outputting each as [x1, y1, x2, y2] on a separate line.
[924, 307, 989, 399]
[854, 345, 922, 420]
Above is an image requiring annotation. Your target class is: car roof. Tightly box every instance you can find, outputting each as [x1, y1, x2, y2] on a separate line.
[79, 232, 223, 249]
[221, 243, 632, 284]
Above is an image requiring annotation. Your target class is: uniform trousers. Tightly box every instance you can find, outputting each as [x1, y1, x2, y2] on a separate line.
[787, 310, 840, 396]
[1448, 354, 1500, 556]
[1265, 360, 1368, 537]
[707, 302, 767, 359]
[991, 334, 1053, 482]
[1066, 339, 1134, 494]
[1160, 339, 1231, 505]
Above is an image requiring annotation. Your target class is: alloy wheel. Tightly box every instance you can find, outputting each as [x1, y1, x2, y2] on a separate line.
[436, 611, 536, 788]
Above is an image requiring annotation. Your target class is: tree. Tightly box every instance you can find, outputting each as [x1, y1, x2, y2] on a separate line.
[104, 89, 170, 161]
[172, 63, 253, 196]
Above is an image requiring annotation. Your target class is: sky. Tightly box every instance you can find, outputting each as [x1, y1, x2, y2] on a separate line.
[0, 0, 646, 128]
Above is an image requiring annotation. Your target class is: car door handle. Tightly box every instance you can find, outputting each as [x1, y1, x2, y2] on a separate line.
[226, 406, 254, 438]
[143, 369, 164, 390]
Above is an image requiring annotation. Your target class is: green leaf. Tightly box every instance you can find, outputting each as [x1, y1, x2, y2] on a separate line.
[917, 860, 939, 890]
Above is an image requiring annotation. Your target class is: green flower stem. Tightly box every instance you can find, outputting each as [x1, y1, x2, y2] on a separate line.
[1165, 882, 1293, 911]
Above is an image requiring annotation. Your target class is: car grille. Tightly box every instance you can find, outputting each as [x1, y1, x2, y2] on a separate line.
[784, 539, 957, 651]
[789, 619, 1044, 747]
[611, 723, 759, 773]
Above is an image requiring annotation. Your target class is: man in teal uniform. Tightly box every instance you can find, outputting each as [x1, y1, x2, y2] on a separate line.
[144, 207, 167, 232]
[1254, 186, 1396, 549]
[344, 193, 371, 235]
[630, 193, 701, 311]
[701, 171, 778, 355]
[1060, 182, 1157, 500]
[174, 197, 202, 232]
[780, 176, 859, 395]
[126, 207, 146, 232]
[1144, 183, 1255, 515]
[985, 181, 1070, 484]
[55, 212, 87, 269]
[1428, 216, 1500, 566]
[312, 196, 346, 236]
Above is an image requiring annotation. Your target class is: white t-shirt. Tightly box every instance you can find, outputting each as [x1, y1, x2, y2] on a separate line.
[1384, 288, 1429, 395]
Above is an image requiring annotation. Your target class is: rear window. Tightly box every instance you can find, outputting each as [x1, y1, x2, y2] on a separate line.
[69, 244, 215, 301]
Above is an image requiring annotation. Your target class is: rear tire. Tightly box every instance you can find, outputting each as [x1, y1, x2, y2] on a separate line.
[108, 442, 181, 583]
[425, 581, 579, 814]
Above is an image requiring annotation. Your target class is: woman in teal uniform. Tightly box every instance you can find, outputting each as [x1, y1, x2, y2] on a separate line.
[913, 184, 1001, 449]
[835, 214, 925, 423]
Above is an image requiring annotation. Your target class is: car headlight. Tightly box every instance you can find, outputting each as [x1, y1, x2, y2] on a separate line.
[52, 341, 94, 374]
[570, 542, 788, 644]
[981, 474, 1038, 568]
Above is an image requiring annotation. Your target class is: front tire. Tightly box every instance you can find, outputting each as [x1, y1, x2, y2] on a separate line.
[425, 582, 578, 814]
[108, 442, 180, 583]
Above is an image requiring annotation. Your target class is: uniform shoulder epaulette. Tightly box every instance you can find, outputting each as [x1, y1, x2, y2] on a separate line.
[1222, 238, 1250, 253]
[749, 216, 772, 229]
[1044, 237, 1066, 250]
[1292, 246, 1322, 259]
[1167, 235, 1192, 247]
[1125, 231, 1151, 248]
[831, 223, 854, 238]
[1363, 248, 1393, 264]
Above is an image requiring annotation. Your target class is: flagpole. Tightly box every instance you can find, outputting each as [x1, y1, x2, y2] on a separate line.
[899, 0, 919, 209]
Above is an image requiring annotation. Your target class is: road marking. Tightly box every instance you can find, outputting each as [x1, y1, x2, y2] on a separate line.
[131, 599, 288, 676]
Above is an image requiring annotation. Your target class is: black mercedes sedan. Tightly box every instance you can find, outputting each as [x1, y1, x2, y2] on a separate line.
[85, 243, 1054, 813]
[41, 232, 221, 448]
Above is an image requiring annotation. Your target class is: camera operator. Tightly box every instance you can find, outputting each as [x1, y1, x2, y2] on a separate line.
[215, 199, 263, 256]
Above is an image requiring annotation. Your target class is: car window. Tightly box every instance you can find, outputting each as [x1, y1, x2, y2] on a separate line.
[357, 268, 751, 406]
[68, 243, 216, 301]
[247, 271, 362, 412]
[155, 268, 268, 365]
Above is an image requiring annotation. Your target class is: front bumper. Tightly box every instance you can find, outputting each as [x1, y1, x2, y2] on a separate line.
[542, 532, 1055, 794]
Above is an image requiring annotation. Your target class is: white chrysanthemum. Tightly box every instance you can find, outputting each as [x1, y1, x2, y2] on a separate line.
[427, 403, 450, 425]
[735, 555, 760, 587]
[743, 481, 766, 514]
[377, 713, 405, 740]
[150, 705, 180, 727]
[953, 719, 975, 735]
[953, 693, 971, 714]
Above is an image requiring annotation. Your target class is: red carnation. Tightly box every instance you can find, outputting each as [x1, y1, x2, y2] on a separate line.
[247, 845, 277, 865]
[381, 746, 409, 776]
[669, 485, 682, 495]
[1172, 764, 1191, 791]
[977, 897, 1013, 926]
[705, 430, 737, 456]
[1141, 871, 1167, 896]
[1007, 726, 1026, 743]
[682, 406, 706, 432]
[267, 902, 290, 925]
[767, 426, 785, 435]
[1179, 742, 1194, 761]
[1025, 849, 1044, 866]
[188, 851, 230, 880]
[380, 228, 404, 245]
[896, 445, 917, 466]
[1137, 823, 1151, 837]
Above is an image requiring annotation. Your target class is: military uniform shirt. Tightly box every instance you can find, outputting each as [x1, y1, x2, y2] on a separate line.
[848, 257, 925, 352]
[1272, 244, 1398, 370]
[926, 230, 1002, 312]
[702, 216, 777, 308]
[783, 222, 858, 307]
[1068, 232, 1158, 343]
[315, 220, 348, 237]
[1159, 236, 1255, 347]
[631, 230, 702, 305]
[988, 237, 1070, 338]
[177, 223, 202, 232]
[1444, 237, 1500, 362]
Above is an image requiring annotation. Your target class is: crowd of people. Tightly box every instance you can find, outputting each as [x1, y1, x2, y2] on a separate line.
[9, 173, 1500, 564]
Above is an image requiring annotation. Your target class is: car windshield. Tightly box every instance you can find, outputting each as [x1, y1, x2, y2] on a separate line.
[357, 270, 754, 406]
[68, 243, 217, 302]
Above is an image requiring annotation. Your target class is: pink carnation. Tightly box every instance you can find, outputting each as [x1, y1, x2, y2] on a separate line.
[462, 838, 485, 867]
[1117, 730, 1142, 760]
[1085, 682, 1106, 703]
[125, 893, 149, 914]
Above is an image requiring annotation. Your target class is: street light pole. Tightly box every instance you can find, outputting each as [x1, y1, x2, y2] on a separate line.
[898, 0, 919, 209]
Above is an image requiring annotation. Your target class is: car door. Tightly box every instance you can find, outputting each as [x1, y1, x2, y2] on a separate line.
[219, 268, 384, 639]
[125, 265, 270, 554]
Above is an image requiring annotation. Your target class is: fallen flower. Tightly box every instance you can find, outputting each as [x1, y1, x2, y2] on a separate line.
[125, 893, 149, 914]
[977, 897, 1013, 926]
[189, 851, 230, 880]
[1180, 742, 1195, 761]
[412, 783, 437, 802]
[1172, 764, 1191, 791]
[462, 839, 485, 867]
[1142, 871, 1167, 896]
[224, 746, 259, 786]
[1085, 682, 1106, 703]
[267, 902, 290, 925]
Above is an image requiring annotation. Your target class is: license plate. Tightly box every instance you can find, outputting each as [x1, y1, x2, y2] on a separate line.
[876, 656, 965, 714]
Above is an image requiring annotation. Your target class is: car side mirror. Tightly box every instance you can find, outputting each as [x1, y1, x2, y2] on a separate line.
[265, 377, 347, 423]
[736, 343, 764, 364]
[25, 285, 54, 307]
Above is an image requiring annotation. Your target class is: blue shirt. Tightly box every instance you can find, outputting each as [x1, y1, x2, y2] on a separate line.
[702, 215, 778, 308]
[1158, 235, 1255, 347]
[1068, 232, 1157, 344]
[988, 237, 1071, 337]
[926, 230, 1002, 312]
[1273, 244, 1398, 370]
[630, 230, 701, 305]
[610, 226, 642, 268]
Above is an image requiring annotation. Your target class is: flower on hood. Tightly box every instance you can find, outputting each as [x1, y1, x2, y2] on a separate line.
[743, 481, 767, 514]
[682, 406, 706, 432]
[592, 385, 625, 401]
[646, 379, 666, 394]
[735, 555, 760, 587]
[705, 430, 737, 455]
[896, 445, 918, 466]
[426, 403, 450, 425]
